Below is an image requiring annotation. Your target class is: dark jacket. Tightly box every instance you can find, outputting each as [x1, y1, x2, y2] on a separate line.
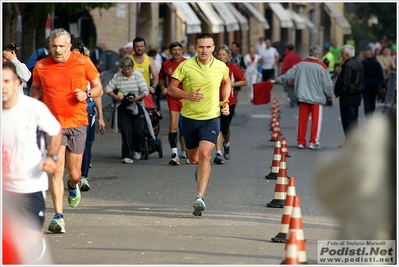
[361, 57, 386, 91]
[90, 46, 103, 61]
[334, 57, 364, 106]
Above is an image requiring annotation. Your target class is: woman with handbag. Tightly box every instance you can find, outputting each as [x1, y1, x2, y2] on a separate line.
[106, 57, 154, 163]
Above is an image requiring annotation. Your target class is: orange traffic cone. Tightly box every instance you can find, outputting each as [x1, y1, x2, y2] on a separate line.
[267, 154, 289, 208]
[272, 177, 296, 242]
[287, 196, 307, 264]
[281, 231, 301, 265]
[265, 135, 281, 180]
[272, 108, 280, 117]
[274, 102, 281, 114]
[281, 136, 291, 158]
[270, 115, 278, 131]
[271, 102, 276, 111]
[271, 106, 279, 116]
[269, 123, 281, 142]
[274, 121, 281, 135]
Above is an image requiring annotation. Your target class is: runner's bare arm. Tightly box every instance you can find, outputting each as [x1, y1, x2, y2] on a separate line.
[220, 75, 232, 103]
[93, 97, 105, 130]
[149, 57, 159, 89]
[30, 82, 42, 100]
[159, 78, 167, 95]
[88, 77, 103, 98]
[168, 78, 203, 101]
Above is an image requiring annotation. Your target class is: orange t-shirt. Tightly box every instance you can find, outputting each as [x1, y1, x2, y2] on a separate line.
[32, 53, 99, 128]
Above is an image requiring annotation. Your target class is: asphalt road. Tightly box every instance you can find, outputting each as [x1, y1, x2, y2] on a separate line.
[42, 84, 373, 265]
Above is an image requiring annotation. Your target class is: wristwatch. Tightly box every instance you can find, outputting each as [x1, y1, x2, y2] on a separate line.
[48, 154, 59, 162]
[87, 91, 92, 98]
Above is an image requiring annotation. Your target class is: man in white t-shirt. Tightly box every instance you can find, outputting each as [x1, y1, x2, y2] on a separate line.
[2, 61, 62, 263]
[255, 36, 266, 55]
[368, 39, 382, 55]
[259, 39, 280, 81]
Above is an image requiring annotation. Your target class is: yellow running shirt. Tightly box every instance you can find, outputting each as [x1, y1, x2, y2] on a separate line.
[172, 56, 229, 120]
[130, 54, 151, 87]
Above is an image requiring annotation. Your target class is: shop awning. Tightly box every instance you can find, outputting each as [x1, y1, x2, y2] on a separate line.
[298, 13, 317, 33]
[268, 3, 294, 28]
[286, 10, 306, 30]
[242, 3, 270, 30]
[212, 3, 240, 32]
[323, 3, 352, 35]
[171, 2, 202, 34]
[225, 3, 249, 31]
[194, 2, 225, 33]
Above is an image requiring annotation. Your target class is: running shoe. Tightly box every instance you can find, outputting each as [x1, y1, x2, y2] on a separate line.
[67, 176, 81, 208]
[179, 150, 187, 159]
[180, 150, 191, 164]
[79, 176, 91, 191]
[193, 197, 206, 216]
[48, 214, 66, 233]
[223, 144, 231, 160]
[308, 143, 321, 150]
[169, 153, 180, 165]
[297, 144, 305, 149]
[213, 153, 224, 165]
[133, 152, 141, 160]
[123, 158, 134, 164]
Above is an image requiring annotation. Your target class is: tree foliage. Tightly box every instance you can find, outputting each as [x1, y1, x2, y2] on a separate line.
[3, 3, 115, 62]
[353, 3, 397, 41]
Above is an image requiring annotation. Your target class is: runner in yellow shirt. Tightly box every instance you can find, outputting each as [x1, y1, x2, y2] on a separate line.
[168, 33, 231, 216]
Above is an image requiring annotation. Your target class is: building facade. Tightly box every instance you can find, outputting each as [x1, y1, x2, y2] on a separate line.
[87, 2, 351, 59]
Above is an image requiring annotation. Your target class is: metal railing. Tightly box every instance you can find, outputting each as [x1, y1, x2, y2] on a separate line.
[377, 71, 396, 115]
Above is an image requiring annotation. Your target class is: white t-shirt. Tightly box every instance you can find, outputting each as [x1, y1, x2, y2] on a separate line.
[244, 53, 260, 75]
[259, 47, 279, 70]
[2, 95, 61, 193]
[255, 42, 266, 55]
[368, 42, 382, 54]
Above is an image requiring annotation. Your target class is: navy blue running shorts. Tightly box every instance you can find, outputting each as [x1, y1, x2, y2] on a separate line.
[181, 116, 220, 149]
[3, 191, 46, 231]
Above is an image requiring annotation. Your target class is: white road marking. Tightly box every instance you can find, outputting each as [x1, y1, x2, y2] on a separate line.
[250, 114, 272, 119]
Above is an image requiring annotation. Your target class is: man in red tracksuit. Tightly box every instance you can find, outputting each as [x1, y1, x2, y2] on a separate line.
[272, 46, 333, 150]
[280, 44, 301, 108]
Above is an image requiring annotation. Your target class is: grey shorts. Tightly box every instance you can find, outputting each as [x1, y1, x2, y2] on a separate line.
[45, 125, 87, 154]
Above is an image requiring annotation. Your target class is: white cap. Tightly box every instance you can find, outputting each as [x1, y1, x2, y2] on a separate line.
[124, 42, 133, 49]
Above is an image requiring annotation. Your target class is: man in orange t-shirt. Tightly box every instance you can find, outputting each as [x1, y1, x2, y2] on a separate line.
[30, 28, 103, 234]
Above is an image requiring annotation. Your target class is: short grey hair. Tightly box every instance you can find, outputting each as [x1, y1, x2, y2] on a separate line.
[342, 45, 355, 57]
[50, 28, 71, 45]
[215, 44, 231, 57]
[309, 45, 322, 57]
[119, 56, 134, 68]
[97, 38, 105, 45]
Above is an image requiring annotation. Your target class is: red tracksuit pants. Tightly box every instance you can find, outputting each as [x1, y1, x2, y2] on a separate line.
[297, 102, 322, 146]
